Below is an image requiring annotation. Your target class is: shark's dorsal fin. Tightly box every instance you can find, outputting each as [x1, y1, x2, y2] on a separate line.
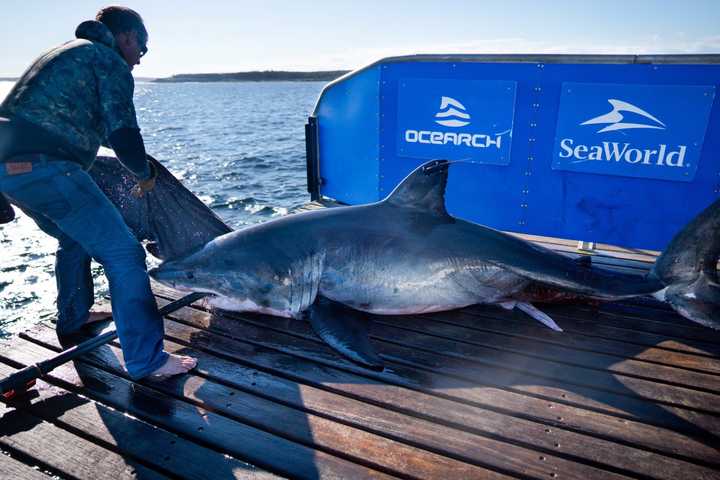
[383, 159, 450, 217]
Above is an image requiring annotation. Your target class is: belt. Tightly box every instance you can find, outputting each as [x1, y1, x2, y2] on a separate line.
[2, 153, 60, 175]
[4, 152, 56, 164]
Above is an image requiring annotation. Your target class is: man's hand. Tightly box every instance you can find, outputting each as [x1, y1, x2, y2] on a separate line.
[131, 162, 157, 198]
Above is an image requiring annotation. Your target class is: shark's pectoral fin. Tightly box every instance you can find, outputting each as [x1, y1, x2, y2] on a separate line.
[515, 302, 563, 332]
[306, 296, 384, 371]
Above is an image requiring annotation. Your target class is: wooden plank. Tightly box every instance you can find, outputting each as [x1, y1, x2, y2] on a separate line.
[507, 231, 659, 258]
[0, 363, 279, 480]
[460, 306, 720, 357]
[1, 400, 166, 480]
[153, 296, 720, 466]
[369, 317, 720, 394]
[371, 332, 720, 414]
[547, 303, 720, 340]
[166, 295, 720, 425]
[427, 309, 720, 375]
[0, 451, 57, 480]
[598, 303, 704, 329]
[536, 305, 720, 347]
[0, 337, 397, 480]
[524, 246, 655, 271]
[20, 325, 548, 480]
[156, 315, 720, 478]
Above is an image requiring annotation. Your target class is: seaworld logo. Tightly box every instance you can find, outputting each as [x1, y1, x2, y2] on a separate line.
[581, 99, 666, 133]
[404, 95, 503, 149]
[558, 99, 687, 167]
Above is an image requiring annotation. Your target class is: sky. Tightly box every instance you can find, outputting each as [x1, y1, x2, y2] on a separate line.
[1, 0, 719, 78]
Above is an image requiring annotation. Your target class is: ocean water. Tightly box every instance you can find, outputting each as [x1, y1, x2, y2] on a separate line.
[0, 80, 325, 337]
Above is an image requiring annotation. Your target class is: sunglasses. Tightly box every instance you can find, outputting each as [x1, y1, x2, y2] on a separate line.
[137, 32, 148, 58]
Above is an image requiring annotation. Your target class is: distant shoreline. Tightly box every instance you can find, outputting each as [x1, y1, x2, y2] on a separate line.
[153, 70, 350, 83]
[2, 70, 350, 84]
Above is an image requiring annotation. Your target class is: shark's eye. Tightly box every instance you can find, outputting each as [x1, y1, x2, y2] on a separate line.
[185, 271, 195, 280]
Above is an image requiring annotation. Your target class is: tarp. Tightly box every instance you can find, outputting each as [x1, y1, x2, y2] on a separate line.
[90, 154, 232, 260]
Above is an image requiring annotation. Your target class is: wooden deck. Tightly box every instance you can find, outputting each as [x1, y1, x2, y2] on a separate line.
[1, 233, 720, 479]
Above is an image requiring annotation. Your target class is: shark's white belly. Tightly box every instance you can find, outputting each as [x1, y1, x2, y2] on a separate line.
[319, 254, 528, 315]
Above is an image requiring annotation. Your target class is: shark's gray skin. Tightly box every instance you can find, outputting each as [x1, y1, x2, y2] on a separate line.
[148, 159, 720, 370]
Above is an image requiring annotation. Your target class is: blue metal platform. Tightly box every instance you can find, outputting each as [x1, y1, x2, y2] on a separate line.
[307, 54, 720, 251]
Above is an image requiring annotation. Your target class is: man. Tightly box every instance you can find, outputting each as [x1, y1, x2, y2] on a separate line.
[0, 6, 196, 379]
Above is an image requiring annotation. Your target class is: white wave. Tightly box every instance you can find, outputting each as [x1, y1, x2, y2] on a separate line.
[435, 107, 470, 119]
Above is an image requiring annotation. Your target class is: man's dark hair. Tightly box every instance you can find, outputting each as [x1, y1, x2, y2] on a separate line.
[96, 6, 147, 42]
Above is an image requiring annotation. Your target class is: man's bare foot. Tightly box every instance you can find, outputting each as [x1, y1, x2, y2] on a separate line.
[150, 353, 197, 378]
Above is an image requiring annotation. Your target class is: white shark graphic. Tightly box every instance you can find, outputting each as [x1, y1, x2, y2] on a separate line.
[435, 96, 470, 128]
[581, 99, 666, 133]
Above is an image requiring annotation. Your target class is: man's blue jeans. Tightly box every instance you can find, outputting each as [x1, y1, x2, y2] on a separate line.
[0, 157, 168, 379]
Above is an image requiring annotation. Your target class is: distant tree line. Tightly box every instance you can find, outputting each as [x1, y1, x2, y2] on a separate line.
[154, 70, 350, 83]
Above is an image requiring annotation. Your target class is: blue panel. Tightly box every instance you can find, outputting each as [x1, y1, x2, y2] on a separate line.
[315, 58, 720, 251]
[316, 66, 380, 204]
[552, 83, 714, 182]
[396, 79, 515, 164]
[378, 61, 542, 230]
[520, 63, 720, 249]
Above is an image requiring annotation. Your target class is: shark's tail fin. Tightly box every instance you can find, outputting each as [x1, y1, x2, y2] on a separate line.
[652, 197, 720, 329]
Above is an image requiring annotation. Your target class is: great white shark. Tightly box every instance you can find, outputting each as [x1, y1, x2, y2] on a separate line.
[132, 159, 720, 370]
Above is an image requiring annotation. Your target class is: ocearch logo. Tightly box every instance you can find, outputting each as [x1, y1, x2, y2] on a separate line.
[559, 99, 686, 168]
[404, 95, 502, 149]
[434, 96, 471, 127]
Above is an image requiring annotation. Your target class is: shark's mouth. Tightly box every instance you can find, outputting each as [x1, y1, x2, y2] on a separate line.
[206, 295, 296, 319]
